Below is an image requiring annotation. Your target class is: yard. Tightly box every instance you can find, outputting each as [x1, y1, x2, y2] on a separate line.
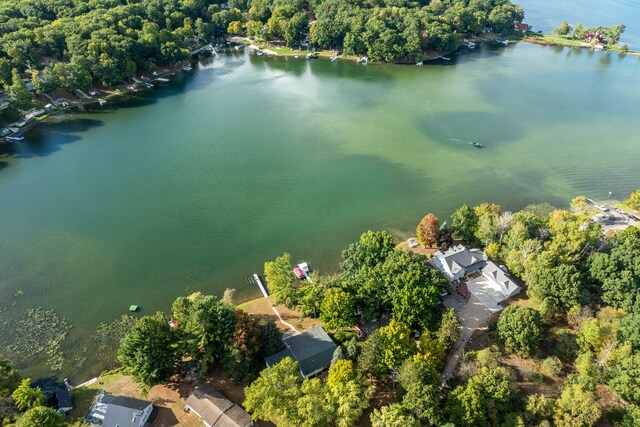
[66, 370, 203, 427]
[238, 295, 323, 332]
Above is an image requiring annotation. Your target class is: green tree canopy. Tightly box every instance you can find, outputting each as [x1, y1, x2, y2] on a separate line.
[11, 379, 45, 413]
[340, 230, 395, 276]
[264, 253, 297, 307]
[320, 287, 355, 329]
[17, 406, 64, 427]
[497, 305, 542, 357]
[0, 356, 20, 398]
[118, 311, 182, 387]
[450, 204, 478, 243]
[553, 383, 601, 427]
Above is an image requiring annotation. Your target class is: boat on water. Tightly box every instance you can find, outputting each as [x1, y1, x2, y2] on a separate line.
[331, 56, 339, 62]
[356, 56, 369, 64]
[6, 133, 24, 142]
[293, 262, 312, 282]
[256, 50, 264, 56]
[155, 77, 170, 83]
[440, 56, 451, 60]
[306, 53, 316, 59]
[142, 82, 154, 89]
[416, 61, 424, 66]
[97, 98, 107, 106]
[182, 65, 193, 71]
[496, 39, 509, 46]
[471, 142, 485, 148]
[234, 44, 244, 50]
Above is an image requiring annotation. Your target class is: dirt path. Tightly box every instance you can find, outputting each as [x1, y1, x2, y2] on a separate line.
[271, 306, 297, 332]
[441, 295, 493, 382]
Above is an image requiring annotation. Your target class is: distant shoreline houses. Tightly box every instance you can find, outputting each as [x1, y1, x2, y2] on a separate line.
[430, 244, 521, 313]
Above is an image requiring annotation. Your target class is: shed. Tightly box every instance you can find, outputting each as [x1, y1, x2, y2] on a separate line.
[55, 386, 73, 414]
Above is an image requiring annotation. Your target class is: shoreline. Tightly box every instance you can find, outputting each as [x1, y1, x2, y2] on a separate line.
[3, 34, 637, 144]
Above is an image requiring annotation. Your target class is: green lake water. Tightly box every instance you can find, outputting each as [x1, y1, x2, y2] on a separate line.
[1, 41, 639, 381]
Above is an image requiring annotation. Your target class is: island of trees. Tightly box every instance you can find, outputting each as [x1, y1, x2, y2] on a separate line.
[4, 187, 640, 426]
[0, 0, 525, 111]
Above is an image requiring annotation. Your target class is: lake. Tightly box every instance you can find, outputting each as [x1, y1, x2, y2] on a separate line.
[1, 21, 640, 381]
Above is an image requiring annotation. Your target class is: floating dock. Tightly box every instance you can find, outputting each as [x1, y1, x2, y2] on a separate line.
[253, 274, 269, 298]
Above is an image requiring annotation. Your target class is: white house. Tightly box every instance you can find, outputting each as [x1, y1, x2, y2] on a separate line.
[430, 244, 487, 282]
[467, 261, 522, 312]
[86, 393, 153, 427]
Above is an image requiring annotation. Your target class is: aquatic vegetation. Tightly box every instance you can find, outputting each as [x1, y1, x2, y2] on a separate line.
[94, 315, 138, 363]
[4, 308, 71, 373]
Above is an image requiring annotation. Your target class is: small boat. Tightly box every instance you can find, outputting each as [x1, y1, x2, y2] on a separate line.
[6, 133, 24, 142]
[466, 41, 476, 48]
[155, 77, 170, 83]
[256, 50, 264, 56]
[234, 45, 244, 50]
[331, 56, 339, 62]
[293, 266, 305, 280]
[416, 61, 424, 66]
[142, 82, 154, 89]
[294, 262, 312, 282]
[471, 142, 485, 148]
[306, 53, 315, 59]
[97, 98, 107, 106]
[440, 56, 451, 61]
[129, 305, 138, 312]
[182, 65, 193, 72]
[496, 39, 509, 46]
[356, 56, 369, 64]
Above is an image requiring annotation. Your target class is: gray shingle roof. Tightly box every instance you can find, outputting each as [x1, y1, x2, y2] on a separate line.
[185, 384, 252, 427]
[264, 326, 336, 378]
[55, 387, 73, 411]
[99, 394, 152, 427]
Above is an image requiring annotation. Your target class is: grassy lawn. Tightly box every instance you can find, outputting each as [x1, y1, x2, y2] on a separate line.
[239, 295, 323, 331]
[66, 370, 203, 427]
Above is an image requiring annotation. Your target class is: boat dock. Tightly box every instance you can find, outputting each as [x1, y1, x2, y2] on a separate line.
[253, 274, 269, 298]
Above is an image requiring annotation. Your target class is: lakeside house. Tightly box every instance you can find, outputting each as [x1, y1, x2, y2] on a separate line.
[184, 384, 253, 427]
[467, 261, 522, 312]
[430, 244, 487, 282]
[431, 245, 521, 312]
[264, 326, 337, 378]
[85, 392, 153, 427]
[514, 22, 530, 32]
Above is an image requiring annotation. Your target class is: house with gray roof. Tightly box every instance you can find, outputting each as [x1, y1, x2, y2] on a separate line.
[430, 244, 487, 282]
[85, 392, 152, 427]
[55, 386, 73, 415]
[466, 261, 522, 312]
[264, 326, 337, 378]
[184, 384, 253, 427]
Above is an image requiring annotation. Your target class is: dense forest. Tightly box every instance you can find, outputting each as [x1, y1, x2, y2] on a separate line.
[0, 0, 524, 108]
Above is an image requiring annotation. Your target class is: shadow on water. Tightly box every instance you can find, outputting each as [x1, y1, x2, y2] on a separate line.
[11, 118, 104, 161]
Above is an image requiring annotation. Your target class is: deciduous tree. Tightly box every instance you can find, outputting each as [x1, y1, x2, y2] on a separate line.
[553, 383, 601, 427]
[11, 379, 45, 412]
[497, 306, 542, 357]
[17, 406, 64, 427]
[416, 214, 440, 247]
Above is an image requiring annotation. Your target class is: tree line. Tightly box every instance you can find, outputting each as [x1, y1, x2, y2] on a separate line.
[0, 0, 525, 109]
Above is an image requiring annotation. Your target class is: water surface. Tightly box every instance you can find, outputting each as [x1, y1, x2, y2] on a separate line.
[1, 41, 639, 380]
